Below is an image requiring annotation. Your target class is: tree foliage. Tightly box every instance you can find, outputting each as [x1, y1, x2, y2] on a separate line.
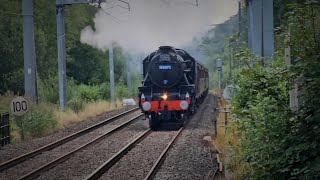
[0, 0, 24, 94]
[229, 1, 320, 178]
[0, 1, 132, 103]
[68, 42, 108, 85]
[231, 57, 292, 178]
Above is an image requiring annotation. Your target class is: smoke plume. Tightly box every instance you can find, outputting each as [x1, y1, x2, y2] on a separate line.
[81, 0, 238, 54]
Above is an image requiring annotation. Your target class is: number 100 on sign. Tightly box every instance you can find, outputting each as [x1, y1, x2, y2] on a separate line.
[10, 96, 29, 116]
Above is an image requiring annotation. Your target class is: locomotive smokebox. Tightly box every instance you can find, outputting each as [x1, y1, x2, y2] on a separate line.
[148, 46, 185, 88]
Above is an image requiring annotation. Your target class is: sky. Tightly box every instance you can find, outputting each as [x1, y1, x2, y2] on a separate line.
[80, 0, 238, 54]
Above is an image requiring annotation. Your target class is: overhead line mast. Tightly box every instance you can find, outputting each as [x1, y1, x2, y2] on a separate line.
[23, 0, 37, 104]
[55, 0, 106, 110]
[55, 0, 130, 109]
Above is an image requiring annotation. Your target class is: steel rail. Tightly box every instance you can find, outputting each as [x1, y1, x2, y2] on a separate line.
[212, 168, 219, 179]
[85, 129, 152, 180]
[144, 127, 184, 180]
[17, 114, 143, 180]
[0, 107, 139, 172]
[205, 167, 219, 180]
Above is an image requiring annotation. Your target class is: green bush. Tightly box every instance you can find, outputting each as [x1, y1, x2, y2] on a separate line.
[67, 99, 85, 112]
[115, 83, 130, 99]
[17, 104, 57, 138]
[66, 78, 78, 100]
[99, 82, 110, 100]
[73, 84, 102, 101]
[231, 20, 320, 178]
[129, 72, 141, 97]
[231, 59, 291, 178]
[38, 76, 80, 104]
[38, 76, 59, 104]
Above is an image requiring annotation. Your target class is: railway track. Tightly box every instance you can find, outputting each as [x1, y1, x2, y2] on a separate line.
[85, 124, 186, 180]
[0, 108, 142, 179]
[18, 115, 142, 180]
[2, 107, 204, 179]
[83, 97, 213, 180]
[144, 127, 184, 180]
[85, 129, 152, 180]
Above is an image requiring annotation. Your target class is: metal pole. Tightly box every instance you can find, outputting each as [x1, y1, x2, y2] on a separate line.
[246, 0, 274, 59]
[261, 0, 264, 66]
[126, 55, 131, 91]
[54, 0, 107, 110]
[56, 5, 67, 110]
[247, 0, 252, 54]
[140, 56, 144, 80]
[109, 45, 115, 104]
[218, 70, 221, 94]
[238, 1, 241, 36]
[263, 0, 274, 59]
[23, 0, 37, 103]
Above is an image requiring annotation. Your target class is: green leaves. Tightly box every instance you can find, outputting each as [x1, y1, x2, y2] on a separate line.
[230, 2, 320, 179]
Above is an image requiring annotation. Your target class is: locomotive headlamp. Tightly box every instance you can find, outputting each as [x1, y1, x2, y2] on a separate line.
[180, 101, 189, 110]
[185, 92, 190, 100]
[161, 93, 168, 100]
[141, 93, 145, 101]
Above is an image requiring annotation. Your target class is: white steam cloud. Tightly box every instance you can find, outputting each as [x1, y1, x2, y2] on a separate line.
[81, 0, 238, 53]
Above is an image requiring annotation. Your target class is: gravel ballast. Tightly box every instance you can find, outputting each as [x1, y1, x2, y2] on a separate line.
[34, 117, 148, 180]
[1, 94, 218, 180]
[0, 110, 142, 180]
[0, 107, 137, 164]
[100, 131, 177, 180]
[0, 107, 142, 179]
[100, 94, 217, 180]
[153, 94, 217, 180]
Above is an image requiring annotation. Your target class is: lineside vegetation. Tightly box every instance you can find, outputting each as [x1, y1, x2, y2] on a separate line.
[0, 1, 141, 142]
[216, 2, 320, 178]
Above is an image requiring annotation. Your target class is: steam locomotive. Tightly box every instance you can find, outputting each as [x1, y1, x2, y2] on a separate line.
[138, 46, 209, 129]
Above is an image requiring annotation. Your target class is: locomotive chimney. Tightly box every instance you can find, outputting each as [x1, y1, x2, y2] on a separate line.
[159, 46, 173, 53]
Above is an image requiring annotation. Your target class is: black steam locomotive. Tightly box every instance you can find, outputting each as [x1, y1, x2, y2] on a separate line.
[138, 46, 209, 129]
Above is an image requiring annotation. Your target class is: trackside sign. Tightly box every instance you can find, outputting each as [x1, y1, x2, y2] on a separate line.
[10, 96, 29, 116]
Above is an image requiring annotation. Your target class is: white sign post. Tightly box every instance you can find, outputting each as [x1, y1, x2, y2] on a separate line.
[10, 96, 29, 116]
[10, 96, 29, 140]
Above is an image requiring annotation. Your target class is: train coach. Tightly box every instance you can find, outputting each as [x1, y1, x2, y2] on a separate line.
[138, 46, 209, 130]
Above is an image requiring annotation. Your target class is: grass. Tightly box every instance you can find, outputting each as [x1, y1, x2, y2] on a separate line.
[4, 102, 57, 143]
[55, 100, 123, 129]
[0, 93, 24, 143]
[212, 94, 253, 179]
[0, 92, 15, 112]
[225, 120, 253, 180]
[0, 94, 124, 143]
[212, 95, 227, 161]
[214, 111, 227, 154]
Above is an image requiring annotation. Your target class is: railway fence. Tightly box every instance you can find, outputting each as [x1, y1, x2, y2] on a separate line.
[0, 112, 10, 146]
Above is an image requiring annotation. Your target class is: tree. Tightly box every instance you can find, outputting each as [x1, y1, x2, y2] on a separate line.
[68, 42, 107, 85]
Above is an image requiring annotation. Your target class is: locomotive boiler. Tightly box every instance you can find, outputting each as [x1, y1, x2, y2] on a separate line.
[138, 46, 209, 129]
